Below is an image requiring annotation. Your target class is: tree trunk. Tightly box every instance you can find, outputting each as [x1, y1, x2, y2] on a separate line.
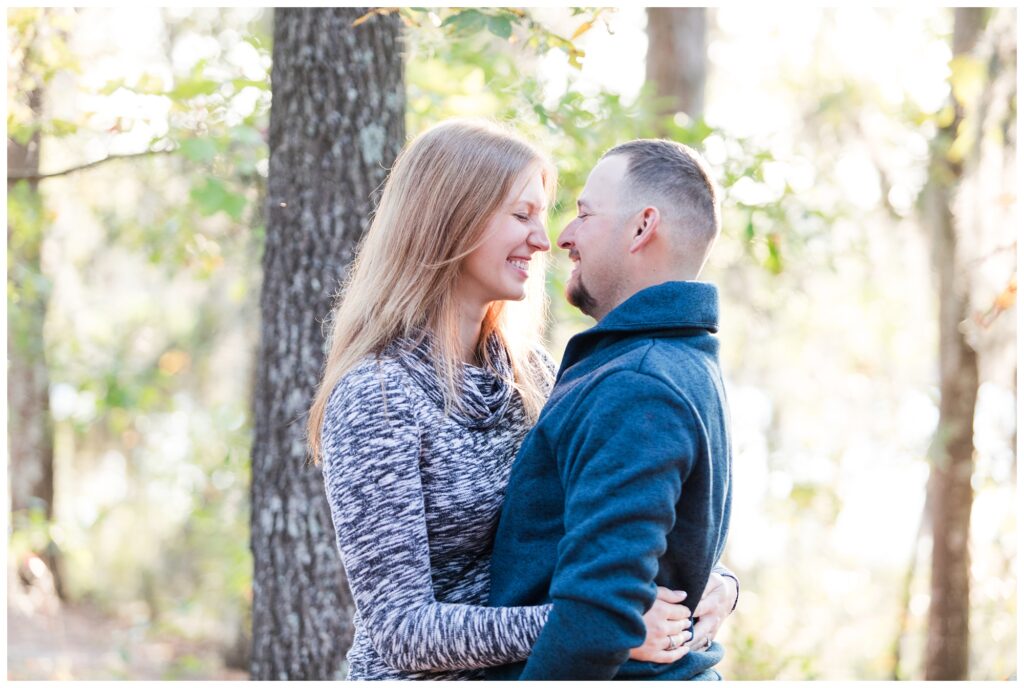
[8, 32, 66, 600]
[645, 7, 707, 122]
[922, 8, 986, 680]
[8, 86, 53, 522]
[249, 8, 404, 680]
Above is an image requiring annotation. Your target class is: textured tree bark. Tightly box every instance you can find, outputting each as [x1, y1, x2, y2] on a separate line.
[8, 86, 53, 522]
[922, 8, 986, 681]
[645, 8, 707, 122]
[249, 8, 404, 679]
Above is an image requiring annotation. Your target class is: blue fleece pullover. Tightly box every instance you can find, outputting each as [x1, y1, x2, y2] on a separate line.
[486, 281, 733, 680]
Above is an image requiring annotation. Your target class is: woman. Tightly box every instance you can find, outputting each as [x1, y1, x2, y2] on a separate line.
[307, 119, 733, 680]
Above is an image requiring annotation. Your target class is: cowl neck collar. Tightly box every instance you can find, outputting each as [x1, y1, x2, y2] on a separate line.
[386, 331, 515, 430]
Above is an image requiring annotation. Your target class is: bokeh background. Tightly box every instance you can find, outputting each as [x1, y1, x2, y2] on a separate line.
[6, 6, 1017, 680]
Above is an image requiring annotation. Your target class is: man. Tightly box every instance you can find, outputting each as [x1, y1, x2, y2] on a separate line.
[487, 139, 734, 680]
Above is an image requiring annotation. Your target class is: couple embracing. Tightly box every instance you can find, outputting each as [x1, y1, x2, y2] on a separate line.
[307, 119, 736, 681]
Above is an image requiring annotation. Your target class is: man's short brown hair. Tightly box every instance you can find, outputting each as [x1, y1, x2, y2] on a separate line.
[601, 139, 720, 247]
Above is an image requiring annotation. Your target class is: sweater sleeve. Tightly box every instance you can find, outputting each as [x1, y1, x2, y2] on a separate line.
[320, 359, 549, 673]
[710, 563, 740, 612]
[519, 370, 698, 680]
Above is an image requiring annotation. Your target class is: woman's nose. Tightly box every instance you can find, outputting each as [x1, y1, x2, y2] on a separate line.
[528, 227, 551, 252]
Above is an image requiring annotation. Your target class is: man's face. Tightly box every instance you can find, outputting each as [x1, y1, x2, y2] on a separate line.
[557, 155, 633, 319]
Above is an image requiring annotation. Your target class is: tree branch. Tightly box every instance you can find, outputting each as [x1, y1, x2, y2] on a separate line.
[852, 117, 903, 222]
[7, 148, 176, 182]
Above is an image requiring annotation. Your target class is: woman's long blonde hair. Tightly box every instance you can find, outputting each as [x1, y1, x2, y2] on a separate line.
[307, 118, 556, 464]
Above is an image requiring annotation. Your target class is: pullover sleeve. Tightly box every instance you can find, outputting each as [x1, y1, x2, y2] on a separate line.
[519, 370, 698, 680]
[320, 360, 549, 673]
[710, 563, 740, 612]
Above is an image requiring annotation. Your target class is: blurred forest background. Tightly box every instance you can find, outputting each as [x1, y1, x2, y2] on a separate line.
[6, 5, 1017, 681]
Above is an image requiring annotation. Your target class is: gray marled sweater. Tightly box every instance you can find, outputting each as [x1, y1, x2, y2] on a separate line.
[320, 336, 553, 680]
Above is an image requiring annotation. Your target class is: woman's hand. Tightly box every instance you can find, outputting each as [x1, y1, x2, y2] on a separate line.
[629, 587, 692, 663]
[683, 572, 736, 652]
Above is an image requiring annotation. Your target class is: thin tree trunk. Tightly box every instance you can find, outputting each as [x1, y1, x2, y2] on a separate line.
[645, 7, 707, 122]
[8, 31, 66, 600]
[922, 8, 986, 680]
[8, 87, 53, 521]
[249, 8, 404, 679]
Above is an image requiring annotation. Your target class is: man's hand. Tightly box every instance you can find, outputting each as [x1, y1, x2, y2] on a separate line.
[629, 586, 692, 663]
[684, 572, 736, 651]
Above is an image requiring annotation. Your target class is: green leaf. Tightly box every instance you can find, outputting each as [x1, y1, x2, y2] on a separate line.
[229, 125, 264, 146]
[487, 14, 513, 39]
[765, 233, 784, 274]
[168, 78, 221, 101]
[99, 78, 127, 96]
[442, 9, 486, 34]
[189, 177, 246, 220]
[179, 138, 219, 163]
[8, 122, 39, 146]
[135, 72, 167, 95]
[934, 104, 956, 128]
[46, 118, 78, 137]
[567, 46, 585, 70]
[947, 119, 976, 164]
[230, 78, 268, 92]
[949, 55, 986, 109]
[222, 192, 246, 221]
[689, 117, 713, 143]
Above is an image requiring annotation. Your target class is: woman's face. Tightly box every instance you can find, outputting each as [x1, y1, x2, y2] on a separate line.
[458, 168, 551, 306]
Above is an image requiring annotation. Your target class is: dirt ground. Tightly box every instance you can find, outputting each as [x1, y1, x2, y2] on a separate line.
[7, 568, 247, 681]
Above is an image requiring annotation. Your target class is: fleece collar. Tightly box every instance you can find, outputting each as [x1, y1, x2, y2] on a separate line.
[560, 281, 719, 372]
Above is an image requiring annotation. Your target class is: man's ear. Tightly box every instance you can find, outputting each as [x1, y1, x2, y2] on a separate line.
[628, 207, 660, 254]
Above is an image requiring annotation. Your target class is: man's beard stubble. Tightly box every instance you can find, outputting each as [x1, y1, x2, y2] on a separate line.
[566, 271, 598, 318]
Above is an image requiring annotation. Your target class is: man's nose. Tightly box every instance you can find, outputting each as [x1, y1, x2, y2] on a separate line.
[557, 223, 575, 250]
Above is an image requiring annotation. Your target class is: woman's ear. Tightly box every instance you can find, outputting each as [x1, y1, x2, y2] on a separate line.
[628, 207, 660, 254]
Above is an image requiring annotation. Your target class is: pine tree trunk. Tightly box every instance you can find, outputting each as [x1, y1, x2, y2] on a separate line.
[922, 8, 986, 680]
[249, 8, 404, 679]
[645, 7, 707, 122]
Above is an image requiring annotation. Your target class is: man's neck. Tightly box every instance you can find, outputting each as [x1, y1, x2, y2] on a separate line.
[597, 271, 700, 323]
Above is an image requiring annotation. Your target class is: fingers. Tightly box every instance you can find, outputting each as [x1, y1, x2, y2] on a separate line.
[694, 584, 733, 619]
[649, 646, 691, 664]
[651, 598, 692, 621]
[683, 615, 719, 650]
[700, 572, 724, 600]
[692, 594, 716, 618]
[654, 615, 690, 637]
[656, 586, 687, 603]
[669, 619, 690, 636]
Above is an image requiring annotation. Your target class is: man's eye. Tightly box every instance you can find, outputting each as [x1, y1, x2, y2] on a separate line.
[577, 213, 589, 220]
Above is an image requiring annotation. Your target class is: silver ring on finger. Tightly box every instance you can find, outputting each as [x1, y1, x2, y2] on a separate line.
[704, 636, 712, 649]
[667, 633, 682, 650]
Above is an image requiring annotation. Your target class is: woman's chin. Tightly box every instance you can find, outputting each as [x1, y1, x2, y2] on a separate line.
[488, 286, 527, 303]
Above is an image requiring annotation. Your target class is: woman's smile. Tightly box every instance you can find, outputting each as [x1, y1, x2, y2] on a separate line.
[507, 256, 531, 279]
